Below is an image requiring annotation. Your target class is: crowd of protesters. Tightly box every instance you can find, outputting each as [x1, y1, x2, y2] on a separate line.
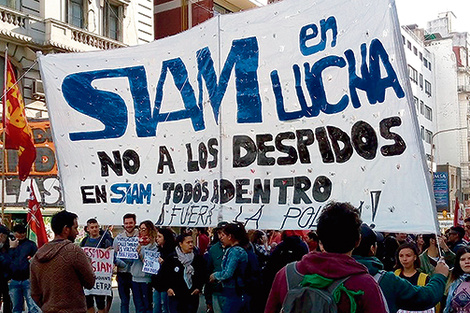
[2, 207, 470, 312]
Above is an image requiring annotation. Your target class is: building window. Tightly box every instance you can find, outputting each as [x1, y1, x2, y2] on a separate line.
[413, 96, 418, 111]
[68, 0, 85, 28]
[424, 105, 432, 121]
[425, 80, 432, 96]
[425, 130, 433, 144]
[423, 58, 428, 68]
[104, 1, 122, 41]
[402, 35, 405, 45]
[428, 62, 432, 71]
[419, 52, 423, 60]
[0, 0, 16, 9]
[413, 46, 417, 55]
[419, 74, 423, 89]
[420, 126, 425, 140]
[408, 65, 418, 84]
[214, 3, 232, 14]
[420, 100, 424, 115]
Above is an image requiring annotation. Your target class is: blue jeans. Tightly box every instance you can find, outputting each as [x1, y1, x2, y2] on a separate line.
[117, 272, 133, 313]
[212, 292, 225, 313]
[131, 282, 152, 313]
[8, 280, 40, 313]
[153, 291, 169, 313]
[220, 288, 248, 313]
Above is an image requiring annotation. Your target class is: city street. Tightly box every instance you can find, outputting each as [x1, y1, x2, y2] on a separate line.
[109, 288, 207, 313]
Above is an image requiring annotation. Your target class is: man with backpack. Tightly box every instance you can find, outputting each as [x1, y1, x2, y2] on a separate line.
[353, 224, 448, 313]
[265, 201, 387, 313]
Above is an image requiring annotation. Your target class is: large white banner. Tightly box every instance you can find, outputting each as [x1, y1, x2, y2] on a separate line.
[39, 0, 438, 232]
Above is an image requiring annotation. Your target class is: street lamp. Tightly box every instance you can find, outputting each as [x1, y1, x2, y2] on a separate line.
[430, 127, 467, 172]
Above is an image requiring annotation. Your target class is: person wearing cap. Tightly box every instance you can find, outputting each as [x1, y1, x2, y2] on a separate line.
[0, 225, 12, 313]
[353, 224, 449, 313]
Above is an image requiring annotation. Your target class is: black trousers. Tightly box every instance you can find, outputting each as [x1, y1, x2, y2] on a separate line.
[0, 279, 11, 313]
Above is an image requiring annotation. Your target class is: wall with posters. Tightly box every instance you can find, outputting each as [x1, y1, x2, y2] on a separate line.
[1, 120, 62, 208]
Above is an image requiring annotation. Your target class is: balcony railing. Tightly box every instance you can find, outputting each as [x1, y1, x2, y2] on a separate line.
[458, 85, 470, 93]
[44, 19, 126, 51]
[0, 5, 126, 52]
[0, 8, 26, 28]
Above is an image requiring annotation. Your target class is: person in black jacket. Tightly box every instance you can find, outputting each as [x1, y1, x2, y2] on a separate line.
[0, 225, 11, 313]
[8, 224, 40, 313]
[261, 230, 308, 308]
[152, 227, 176, 313]
[160, 232, 206, 313]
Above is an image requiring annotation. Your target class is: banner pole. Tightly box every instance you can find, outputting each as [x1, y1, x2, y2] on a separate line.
[1, 46, 8, 225]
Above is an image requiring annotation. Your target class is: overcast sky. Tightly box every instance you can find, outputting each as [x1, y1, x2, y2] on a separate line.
[395, 0, 470, 33]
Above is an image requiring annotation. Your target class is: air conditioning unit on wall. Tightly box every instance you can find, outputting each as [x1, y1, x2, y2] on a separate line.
[32, 79, 45, 100]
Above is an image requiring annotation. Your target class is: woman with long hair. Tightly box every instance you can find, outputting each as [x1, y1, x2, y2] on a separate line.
[130, 220, 159, 313]
[444, 246, 470, 312]
[152, 228, 176, 313]
[160, 232, 206, 313]
[249, 230, 269, 270]
[209, 222, 250, 313]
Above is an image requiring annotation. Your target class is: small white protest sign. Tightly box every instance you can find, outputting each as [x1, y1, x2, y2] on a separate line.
[82, 247, 114, 296]
[142, 250, 161, 275]
[116, 237, 139, 260]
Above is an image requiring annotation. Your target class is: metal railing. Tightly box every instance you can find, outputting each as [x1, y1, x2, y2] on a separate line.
[0, 5, 126, 51]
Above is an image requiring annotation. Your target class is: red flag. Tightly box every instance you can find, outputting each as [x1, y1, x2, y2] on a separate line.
[3, 58, 36, 181]
[27, 181, 48, 248]
[454, 197, 464, 227]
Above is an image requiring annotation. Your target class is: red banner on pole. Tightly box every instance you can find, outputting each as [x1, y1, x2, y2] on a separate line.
[3, 58, 36, 181]
[27, 181, 48, 248]
[454, 197, 463, 227]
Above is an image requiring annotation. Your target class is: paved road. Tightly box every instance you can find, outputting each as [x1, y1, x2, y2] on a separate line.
[110, 288, 207, 313]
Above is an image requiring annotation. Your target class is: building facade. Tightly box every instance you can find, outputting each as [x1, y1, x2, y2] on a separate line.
[425, 13, 468, 206]
[401, 25, 436, 167]
[0, 0, 153, 226]
[154, 0, 266, 39]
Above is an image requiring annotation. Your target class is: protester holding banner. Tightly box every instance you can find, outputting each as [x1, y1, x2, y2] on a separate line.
[419, 234, 455, 275]
[113, 213, 139, 313]
[160, 232, 206, 313]
[152, 228, 176, 313]
[80, 218, 113, 313]
[130, 221, 159, 313]
[444, 246, 470, 312]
